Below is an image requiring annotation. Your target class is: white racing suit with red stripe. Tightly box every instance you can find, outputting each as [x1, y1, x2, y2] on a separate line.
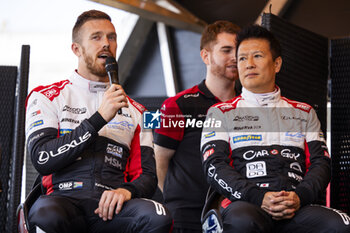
[201, 87, 331, 208]
[25, 72, 172, 233]
[201, 87, 350, 232]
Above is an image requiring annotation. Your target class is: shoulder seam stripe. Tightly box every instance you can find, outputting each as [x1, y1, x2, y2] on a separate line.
[37, 80, 70, 94]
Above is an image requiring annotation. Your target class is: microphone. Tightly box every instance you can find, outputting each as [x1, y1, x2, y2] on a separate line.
[105, 56, 119, 85]
[105, 56, 122, 114]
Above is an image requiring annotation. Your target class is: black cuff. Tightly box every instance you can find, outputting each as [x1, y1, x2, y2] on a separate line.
[87, 112, 107, 132]
[121, 184, 138, 199]
[245, 187, 268, 206]
[154, 133, 179, 150]
[295, 186, 313, 207]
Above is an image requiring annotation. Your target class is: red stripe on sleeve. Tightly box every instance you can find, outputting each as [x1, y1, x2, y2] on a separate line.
[304, 140, 311, 172]
[221, 198, 232, 209]
[25, 80, 70, 108]
[125, 124, 142, 182]
[42, 174, 53, 195]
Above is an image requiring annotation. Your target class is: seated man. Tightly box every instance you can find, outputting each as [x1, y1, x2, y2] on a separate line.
[200, 25, 350, 232]
[25, 10, 172, 233]
[154, 20, 240, 232]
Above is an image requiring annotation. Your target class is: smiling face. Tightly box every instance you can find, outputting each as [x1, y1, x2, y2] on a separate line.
[237, 38, 282, 93]
[72, 19, 117, 81]
[202, 32, 239, 81]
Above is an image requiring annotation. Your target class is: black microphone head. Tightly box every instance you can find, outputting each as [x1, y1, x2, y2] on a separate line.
[105, 56, 118, 72]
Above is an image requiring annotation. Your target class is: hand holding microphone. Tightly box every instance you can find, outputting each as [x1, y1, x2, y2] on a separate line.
[98, 57, 128, 122]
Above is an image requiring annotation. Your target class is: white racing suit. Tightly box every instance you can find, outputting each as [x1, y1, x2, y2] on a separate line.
[25, 71, 172, 233]
[201, 87, 350, 232]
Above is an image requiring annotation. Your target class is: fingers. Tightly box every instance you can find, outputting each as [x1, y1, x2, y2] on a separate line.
[115, 189, 131, 214]
[102, 193, 113, 221]
[106, 85, 128, 106]
[108, 94, 128, 109]
[109, 195, 119, 219]
[272, 209, 295, 220]
[272, 212, 295, 221]
[106, 84, 123, 93]
[265, 191, 294, 205]
[98, 84, 129, 122]
[262, 205, 284, 218]
[270, 195, 286, 204]
[264, 202, 287, 213]
[262, 204, 297, 220]
[94, 191, 117, 221]
[94, 189, 132, 221]
[263, 203, 297, 214]
[262, 192, 283, 208]
[94, 191, 114, 221]
[115, 194, 125, 214]
[261, 191, 299, 220]
[274, 191, 300, 210]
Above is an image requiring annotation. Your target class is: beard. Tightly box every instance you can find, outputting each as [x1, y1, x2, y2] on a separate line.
[210, 54, 238, 81]
[82, 47, 107, 77]
[210, 62, 226, 79]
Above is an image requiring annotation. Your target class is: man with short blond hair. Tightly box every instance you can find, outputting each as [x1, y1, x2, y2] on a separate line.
[154, 20, 240, 232]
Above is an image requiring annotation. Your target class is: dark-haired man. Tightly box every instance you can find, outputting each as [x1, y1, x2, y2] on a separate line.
[201, 25, 350, 232]
[154, 20, 240, 232]
[26, 10, 172, 233]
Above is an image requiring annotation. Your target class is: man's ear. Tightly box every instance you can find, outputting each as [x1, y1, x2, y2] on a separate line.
[200, 49, 210, 65]
[71, 42, 81, 57]
[274, 56, 282, 73]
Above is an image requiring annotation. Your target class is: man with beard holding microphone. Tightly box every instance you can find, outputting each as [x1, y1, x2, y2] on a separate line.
[25, 10, 172, 233]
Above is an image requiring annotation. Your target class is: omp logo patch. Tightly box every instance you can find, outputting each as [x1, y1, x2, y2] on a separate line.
[59, 182, 73, 190]
[59, 181, 83, 190]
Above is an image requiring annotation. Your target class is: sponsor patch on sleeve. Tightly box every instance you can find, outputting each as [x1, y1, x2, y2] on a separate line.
[203, 148, 215, 160]
[28, 120, 44, 131]
[204, 131, 216, 138]
[59, 128, 73, 136]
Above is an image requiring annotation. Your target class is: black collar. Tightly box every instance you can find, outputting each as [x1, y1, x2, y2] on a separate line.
[198, 80, 217, 100]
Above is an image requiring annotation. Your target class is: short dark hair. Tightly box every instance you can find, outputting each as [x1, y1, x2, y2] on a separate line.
[236, 25, 281, 60]
[200, 20, 241, 50]
[72, 10, 112, 43]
